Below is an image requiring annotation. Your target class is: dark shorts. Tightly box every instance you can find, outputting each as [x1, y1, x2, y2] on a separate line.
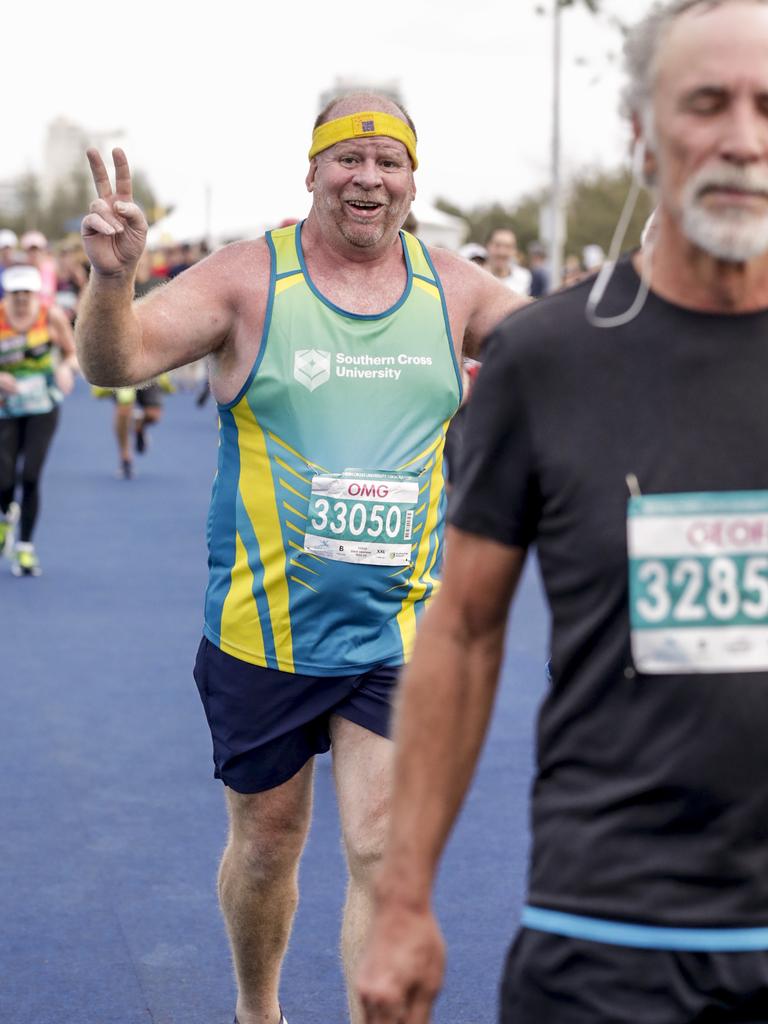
[193, 637, 399, 793]
[112, 384, 163, 407]
[502, 928, 768, 1023]
[136, 384, 163, 409]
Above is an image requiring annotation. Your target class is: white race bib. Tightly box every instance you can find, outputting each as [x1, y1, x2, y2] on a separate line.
[304, 471, 419, 566]
[628, 491, 768, 673]
[2, 374, 54, 417]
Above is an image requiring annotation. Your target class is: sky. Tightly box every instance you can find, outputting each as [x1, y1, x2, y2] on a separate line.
[7, 0, 656, 238]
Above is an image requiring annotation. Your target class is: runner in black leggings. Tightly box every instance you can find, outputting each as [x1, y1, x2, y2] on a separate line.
[0, 264, 76, 576]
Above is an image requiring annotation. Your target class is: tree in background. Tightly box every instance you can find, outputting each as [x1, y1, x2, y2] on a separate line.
[437, 165, 653, 258]
[565, 167, 652, 256]
[438, 1, 648, 262]
[14, 174, 43, 235]
[0, 166, 162, 241]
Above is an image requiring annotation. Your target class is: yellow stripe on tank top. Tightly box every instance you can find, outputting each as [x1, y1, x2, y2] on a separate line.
[413, 278, 440, 301]
[395, 433, 443, 473]
[219, 530, 267, 664]
[275, 275, 303, 297]
[395, 425, 449, 660]
[233, 397, 295, 672]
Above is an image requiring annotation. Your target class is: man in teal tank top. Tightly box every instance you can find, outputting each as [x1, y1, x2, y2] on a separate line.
[75, 92, 526, 1024]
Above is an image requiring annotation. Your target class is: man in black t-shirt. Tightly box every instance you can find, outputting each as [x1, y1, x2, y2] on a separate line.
[358, 3, 768, 1022]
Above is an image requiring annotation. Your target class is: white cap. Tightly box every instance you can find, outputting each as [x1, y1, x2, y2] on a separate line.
[0, 229, 18, 249]
[459, 242, 487, 261]
[582, 244, 605, 271]
[2, 265, 43, 293]
[20, 230, 47, 250]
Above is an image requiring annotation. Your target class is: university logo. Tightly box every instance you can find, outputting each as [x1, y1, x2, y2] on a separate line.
[294, 349, 331, 392]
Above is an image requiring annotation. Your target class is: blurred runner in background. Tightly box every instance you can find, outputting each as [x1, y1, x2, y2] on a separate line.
[0, 265, 76, 575]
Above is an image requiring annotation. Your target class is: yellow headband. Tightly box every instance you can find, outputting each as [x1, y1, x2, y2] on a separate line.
[309, 111, 418, 169]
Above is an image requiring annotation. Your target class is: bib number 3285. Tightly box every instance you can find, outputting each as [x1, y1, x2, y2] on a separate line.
[628, 491, 768, 673]
[304, 471, 419, 567]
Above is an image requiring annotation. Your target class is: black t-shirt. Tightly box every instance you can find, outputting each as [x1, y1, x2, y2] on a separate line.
[450, 258, 768, 927]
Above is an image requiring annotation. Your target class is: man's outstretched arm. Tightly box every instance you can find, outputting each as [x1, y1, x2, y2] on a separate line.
[357, 527, 526, 1024]
[76, 148, 237, 386]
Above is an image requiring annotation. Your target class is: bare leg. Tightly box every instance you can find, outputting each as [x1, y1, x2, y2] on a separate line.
[140, 405, 162, 428]
[114, 402, 133, 466]
[331, 717, 394, 1024]
[135, 404, 162, 452]
[219, 761, 314, 1024]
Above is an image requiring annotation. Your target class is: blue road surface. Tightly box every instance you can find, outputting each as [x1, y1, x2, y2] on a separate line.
[1, 381, 550, 1024]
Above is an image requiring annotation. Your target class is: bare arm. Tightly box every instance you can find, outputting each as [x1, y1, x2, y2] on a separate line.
[358, 527, 526, 1023]
[75, 148, 237, 386]
[48, 304, 78, 395]
[430, 249, 529, 361]
[463, 262, 529, 358]
[48, 305, 76, 360]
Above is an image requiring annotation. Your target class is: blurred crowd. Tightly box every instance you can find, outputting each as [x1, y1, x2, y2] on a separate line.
[0, 228, 211, 323]
[458, 228, 605, 297]
[0, 221, 604, 321]
[0, 216, 606, 330]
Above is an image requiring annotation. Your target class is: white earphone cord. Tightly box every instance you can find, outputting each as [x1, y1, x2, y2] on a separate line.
[585, 141, 655, 330]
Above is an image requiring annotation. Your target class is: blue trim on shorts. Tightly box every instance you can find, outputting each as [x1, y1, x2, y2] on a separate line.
[522, 906, 768, 952]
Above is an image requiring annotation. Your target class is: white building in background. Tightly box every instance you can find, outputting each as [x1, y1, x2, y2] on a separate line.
[0, 179, 23, 218]
[41, 117, 124, 203]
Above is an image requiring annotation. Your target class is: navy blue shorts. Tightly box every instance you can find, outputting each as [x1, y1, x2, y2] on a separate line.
[502, 928, 768, 1023]
[193, 637, 399, 793]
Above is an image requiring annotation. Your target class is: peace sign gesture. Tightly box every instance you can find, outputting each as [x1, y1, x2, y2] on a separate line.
[82, 148, 148, 277]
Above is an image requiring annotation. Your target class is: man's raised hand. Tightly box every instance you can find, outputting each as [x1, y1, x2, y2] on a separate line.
[82, 148, 148, 277]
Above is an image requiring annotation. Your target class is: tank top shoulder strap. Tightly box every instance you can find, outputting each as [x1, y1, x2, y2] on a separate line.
[268, 224, 302, 278]
[401, 230, 436, 284]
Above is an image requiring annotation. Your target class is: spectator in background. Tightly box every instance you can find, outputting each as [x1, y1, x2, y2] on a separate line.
[484, 226, 532, 296]
[527, 241, 550, 298]
[20, 232, 58, 304]
[562, 252, 583, 287]
[55, 239, 89, 323]
[168, 242, 197, 279]
[0, 230, 19, 298]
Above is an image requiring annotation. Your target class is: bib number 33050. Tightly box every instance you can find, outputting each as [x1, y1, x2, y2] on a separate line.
[628, 491, 768, 673]
[304, 471, 419, 567]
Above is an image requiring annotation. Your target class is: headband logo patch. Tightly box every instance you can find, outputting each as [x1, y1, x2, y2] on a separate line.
[361, 120, 375, 132]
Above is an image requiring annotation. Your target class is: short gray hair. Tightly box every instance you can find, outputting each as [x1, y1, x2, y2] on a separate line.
[623, 0, 768, 123]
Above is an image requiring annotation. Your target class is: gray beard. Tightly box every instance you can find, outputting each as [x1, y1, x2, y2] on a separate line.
[682, 202, 768, 263]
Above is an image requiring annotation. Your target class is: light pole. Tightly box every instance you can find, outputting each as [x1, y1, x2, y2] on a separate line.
[549, 0, 565, 289]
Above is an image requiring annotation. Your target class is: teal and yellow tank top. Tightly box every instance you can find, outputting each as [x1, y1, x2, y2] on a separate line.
[0, 304, 58, 418]
[203, 223, 461, 675]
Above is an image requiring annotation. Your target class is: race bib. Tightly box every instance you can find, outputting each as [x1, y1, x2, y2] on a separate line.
[304, 471, 419, 566]
[628, 492, 768, 673]
[1, 374, 54, 417]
